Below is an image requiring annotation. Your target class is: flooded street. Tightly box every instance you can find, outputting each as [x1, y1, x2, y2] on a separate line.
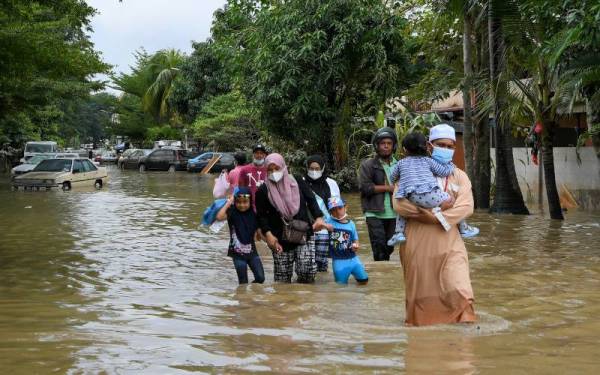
[1, 167, 599, 374]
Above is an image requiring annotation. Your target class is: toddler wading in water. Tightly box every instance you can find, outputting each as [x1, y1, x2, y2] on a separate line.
[324, 196, 368, 285]
[216, 187, 265, 284]
[388, 130, 479, 246]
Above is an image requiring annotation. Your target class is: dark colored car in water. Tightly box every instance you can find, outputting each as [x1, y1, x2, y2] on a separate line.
[138, 148, 191, 172]
[119, 149, 152, 170]
[187, 152, 235, 173]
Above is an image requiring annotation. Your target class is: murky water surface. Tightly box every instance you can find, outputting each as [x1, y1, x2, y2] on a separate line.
[1, 168, 599, 374]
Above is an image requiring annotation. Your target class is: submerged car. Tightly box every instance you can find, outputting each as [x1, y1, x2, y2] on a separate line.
[187, 152, 235, 173]
[10, 155, 54, 178]
[12, 158, 108, 191]
[138, 149, 191, 172]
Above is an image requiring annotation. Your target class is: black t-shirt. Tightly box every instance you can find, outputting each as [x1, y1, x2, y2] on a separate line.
[226, 207, 258, 260]
[255, 176, 323, 251]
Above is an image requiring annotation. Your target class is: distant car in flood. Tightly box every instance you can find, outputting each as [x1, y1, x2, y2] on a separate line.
[12, 158, 108, 191]
[187, 152, 235, 173]
[138, 148, 191, 172]
[95, 151, 117, 164]
[118, 149, 152, 170]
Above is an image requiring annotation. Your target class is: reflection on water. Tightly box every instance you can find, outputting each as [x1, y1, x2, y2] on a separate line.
[1, 167, 599, 373]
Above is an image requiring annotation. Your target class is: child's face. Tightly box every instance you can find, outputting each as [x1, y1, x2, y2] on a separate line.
[235, 196, 251, 212]
[330, 206, 346, 220]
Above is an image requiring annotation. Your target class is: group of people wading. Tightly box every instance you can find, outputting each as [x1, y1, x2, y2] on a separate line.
[212, 124, 478, 326]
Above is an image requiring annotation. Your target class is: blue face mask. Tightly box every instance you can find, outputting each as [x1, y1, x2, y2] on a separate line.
[431, 146, 454, 164]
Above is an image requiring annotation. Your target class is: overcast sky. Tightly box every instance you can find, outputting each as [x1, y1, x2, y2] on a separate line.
[87, 0, 227, 91]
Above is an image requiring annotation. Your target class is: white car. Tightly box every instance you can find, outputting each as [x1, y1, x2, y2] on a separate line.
[10, 155, 54, 178]
[12, 158, 108, 191]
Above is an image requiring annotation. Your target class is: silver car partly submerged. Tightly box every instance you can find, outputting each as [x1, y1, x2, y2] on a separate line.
[12, 158, 108, 191]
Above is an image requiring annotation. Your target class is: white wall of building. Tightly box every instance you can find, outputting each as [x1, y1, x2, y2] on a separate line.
[491, 147, 600, 211]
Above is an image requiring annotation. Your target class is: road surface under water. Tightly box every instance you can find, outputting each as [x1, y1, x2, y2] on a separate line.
[1, 167, 599, 374]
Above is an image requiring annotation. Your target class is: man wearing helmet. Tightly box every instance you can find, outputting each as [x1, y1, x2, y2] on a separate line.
[358, 127, 398, 261]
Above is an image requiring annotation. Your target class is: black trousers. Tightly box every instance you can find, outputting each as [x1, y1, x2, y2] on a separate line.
[366, 217, 396, 261]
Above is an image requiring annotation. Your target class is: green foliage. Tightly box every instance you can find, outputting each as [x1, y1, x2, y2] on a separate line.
[169, 42, 231, 123]
[192, 91, 260, 151]
[0, 0, 110, 147]
[220, 0, 415, 158]
[112, 49, 185, 123]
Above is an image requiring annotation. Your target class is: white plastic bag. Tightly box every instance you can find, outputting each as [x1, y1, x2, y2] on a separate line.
[212, 170, 230, 198]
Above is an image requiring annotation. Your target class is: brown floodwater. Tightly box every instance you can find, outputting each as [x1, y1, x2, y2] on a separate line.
[1, 167, 599, 374]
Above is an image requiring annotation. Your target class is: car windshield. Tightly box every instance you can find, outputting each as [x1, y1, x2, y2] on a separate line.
[122, 149, 136, 157]
[25, 144, 54, 153]
[27, 155, 49, 164]
[33, 159, 72, 172]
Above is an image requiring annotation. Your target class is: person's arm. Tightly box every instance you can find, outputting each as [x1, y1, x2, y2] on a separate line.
[255, 186, 283, 253]
[298, 177, 326, 230]
[439, 170, 474, 225]
[215, 198, 233, 221]
[390, 163, 400, 184]
[358, 160, 393, 196]
[255, 186, 272, 234]
[351, 222, 360, 251]
[426, 158, 455, 177]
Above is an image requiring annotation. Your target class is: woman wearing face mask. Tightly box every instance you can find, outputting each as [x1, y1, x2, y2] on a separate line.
[255, 153, 327, 283]
[393, 124, 477, 326]
[303, 155, 340, 272]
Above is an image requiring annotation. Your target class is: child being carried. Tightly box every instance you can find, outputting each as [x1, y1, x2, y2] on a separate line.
[388, 131, 479, 246]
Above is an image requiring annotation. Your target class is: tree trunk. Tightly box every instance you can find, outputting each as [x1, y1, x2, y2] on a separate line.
[541, 119, 564, 219]
[462, 11, 475, 185]
[488, 0, 529, 214]
[474, 113, 491, 208]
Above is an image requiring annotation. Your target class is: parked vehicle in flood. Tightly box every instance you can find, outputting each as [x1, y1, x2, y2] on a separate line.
[95, 151, 118, 164]
[118, 149, 152, 170]
[138, 149, 190, 172]
[187, 152, 235, 173]
[22, 141, 58, 162]
[10, 155, 54, 178]
[12, 158, 108, 191]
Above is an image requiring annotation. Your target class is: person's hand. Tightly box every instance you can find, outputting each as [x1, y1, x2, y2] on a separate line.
[387, 184, 395, 193]
[440, 195, 455, 211]
[405, 207, 438, 224]
[352, 242, 360, 252]
[265, 231, 283, 253]
[324, 223, 334, 232]
[312, 217, 326, 231]
[255, 229, 264, 242]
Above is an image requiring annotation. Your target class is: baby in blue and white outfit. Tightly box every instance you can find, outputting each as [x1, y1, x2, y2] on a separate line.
[388, 127, 479, 246]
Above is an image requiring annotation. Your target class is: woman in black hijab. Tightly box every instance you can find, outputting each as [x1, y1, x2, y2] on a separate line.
[304, 154, 341, 272]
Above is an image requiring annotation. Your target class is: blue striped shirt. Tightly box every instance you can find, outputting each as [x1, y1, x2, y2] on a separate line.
[391, 156, 454, 198]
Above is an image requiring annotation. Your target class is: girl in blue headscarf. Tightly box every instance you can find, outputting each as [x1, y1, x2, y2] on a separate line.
[216, 187, 265, 284]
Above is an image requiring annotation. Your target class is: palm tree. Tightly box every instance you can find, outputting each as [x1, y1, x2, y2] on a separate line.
[143, 49, 185, 122]
[487, 0, 529, 215]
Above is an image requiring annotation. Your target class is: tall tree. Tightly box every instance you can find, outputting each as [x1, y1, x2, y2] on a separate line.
[488, 0, 529, 215]
[220, 0, 414, 167]
[0, 0, 110, 146]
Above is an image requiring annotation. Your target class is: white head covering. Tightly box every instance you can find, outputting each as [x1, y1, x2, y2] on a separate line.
[429, 124, 456, 142]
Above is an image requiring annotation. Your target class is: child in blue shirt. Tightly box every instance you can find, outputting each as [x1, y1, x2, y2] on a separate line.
[324, 196, 368, 285]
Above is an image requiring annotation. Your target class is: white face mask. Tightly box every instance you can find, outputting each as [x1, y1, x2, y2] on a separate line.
[307, 170, 323, 180]
[269, 171, 284, 183]
[253, 158, 265, 166]
[332, 213, 348, 221]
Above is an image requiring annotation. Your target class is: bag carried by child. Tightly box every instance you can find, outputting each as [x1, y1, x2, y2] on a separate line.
[212, 170, 230, 198]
